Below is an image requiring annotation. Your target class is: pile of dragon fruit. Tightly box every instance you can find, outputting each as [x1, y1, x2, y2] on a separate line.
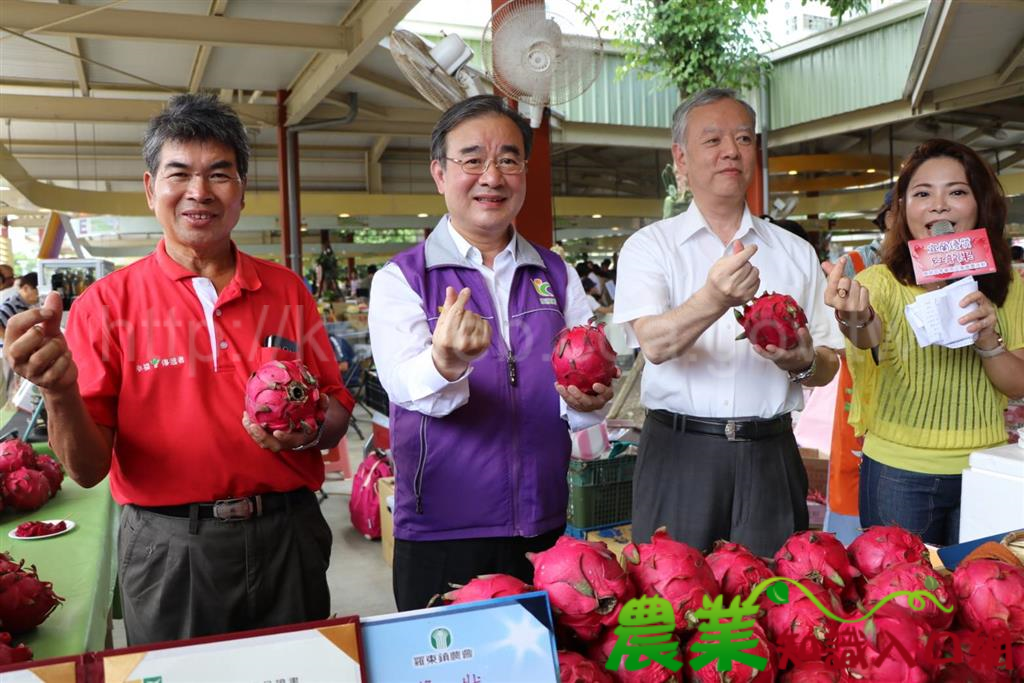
[0, 552, 64, 665]
[431, 527, 1024, 682]
[0, 440, 63, 514]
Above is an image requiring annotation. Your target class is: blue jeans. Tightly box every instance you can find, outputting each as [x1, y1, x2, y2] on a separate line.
[859, 454, 962, 546]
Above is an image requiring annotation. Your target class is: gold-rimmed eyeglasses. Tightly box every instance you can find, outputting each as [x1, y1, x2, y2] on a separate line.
[443, 156, 526, 176]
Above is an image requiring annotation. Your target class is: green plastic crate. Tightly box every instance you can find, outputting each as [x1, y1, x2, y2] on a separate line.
[566, 451, 636, 528]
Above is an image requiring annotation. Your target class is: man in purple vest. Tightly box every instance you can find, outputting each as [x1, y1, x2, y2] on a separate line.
[369, 95, 616, 611]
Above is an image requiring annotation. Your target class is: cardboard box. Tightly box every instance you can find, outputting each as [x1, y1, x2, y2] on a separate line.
[799, 447, 829, 498]
[377, 476, 395, 567]
[584, 524, 632, 560]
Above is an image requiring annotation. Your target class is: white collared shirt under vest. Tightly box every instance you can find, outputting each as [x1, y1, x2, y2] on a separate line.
[614, 201, 843, 420]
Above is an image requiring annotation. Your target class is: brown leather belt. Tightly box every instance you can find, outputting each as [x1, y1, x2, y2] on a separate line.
[647, 410, 791, 442]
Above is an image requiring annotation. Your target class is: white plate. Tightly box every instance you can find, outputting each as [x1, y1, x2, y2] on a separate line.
[7, 519, 76, 540]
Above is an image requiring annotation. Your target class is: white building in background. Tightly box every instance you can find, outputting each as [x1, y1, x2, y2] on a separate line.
[765, 0, 892, 47]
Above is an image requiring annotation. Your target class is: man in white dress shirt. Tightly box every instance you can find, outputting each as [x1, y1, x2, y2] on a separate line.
[613, 89, 842, 556]
[369, 95, 615, 610]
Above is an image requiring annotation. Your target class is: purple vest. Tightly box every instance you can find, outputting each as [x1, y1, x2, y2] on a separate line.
[389, 225, 571, 541]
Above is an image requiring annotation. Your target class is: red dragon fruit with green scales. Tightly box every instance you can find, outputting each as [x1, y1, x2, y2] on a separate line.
[529, 535, 634, 642]
[836, 610, 934, 683]
[688, 620, 776, 682]
[551, 322, 617, 395]
[734, 292, 808, 350]
[32, 455, 63, 498]
[430, 574, 532, 606]
[621, 528, 719, 632]
[705, 541, 775, 605]
[952, 559, 1024, 640]
[0, 559, 64, 633]
[0, 440, 36, 476]
[862, 561, 956, 630]
[557, 650, 615, 683]
[774, 531, 861, 603]
[779, 661, 842, 682]
[0, 631, 32, 665]
[588, 626, 684, 683]
[1, 468, 51, 512]
[245, 359, 325, 433]
[763, 579, 844, 662]
[847, 525, 930, 580]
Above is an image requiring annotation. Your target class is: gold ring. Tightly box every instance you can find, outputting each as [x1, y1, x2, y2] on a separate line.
[837, 288, 848, 298]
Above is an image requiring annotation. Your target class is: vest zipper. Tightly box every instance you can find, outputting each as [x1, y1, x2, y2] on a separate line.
[507, 350, 518, 386]
[414, 415, 427, 514]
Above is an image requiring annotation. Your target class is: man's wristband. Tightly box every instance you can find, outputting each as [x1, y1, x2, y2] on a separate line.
[788, 353, 818, 384]
[291, 420, 327, 452]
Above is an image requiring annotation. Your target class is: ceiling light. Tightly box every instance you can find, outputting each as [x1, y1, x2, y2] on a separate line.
[866, 168, 876, 173]
[611, 226, 620, 231]
[5, 215, 19, 221]
[338, 213, 350, 218]
[0, 185, 9, 191]
[787, 170, 798, 176]
[417, 212, 429, 218]
[591, 213, 602, 219]
[791, 191, 799, 195]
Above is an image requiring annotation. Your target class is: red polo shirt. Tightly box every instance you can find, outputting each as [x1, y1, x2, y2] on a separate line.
[65, 240, 355, 506]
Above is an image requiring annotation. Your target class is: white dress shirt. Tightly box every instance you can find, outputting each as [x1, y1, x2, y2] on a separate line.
[369, 217, 605, 432]
[613, 202, 843, 419]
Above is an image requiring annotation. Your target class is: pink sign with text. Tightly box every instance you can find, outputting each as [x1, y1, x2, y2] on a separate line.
[909, 228, 996, 285]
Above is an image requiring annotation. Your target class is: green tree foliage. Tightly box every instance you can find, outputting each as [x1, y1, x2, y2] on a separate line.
[605, 0, 873, 97]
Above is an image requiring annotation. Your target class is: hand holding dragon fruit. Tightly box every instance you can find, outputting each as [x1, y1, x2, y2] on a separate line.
[552, 322, 617, 395]
[244, 359, 326, 434]
[734, 292, 808, 350]
[529, 535, 634, 642]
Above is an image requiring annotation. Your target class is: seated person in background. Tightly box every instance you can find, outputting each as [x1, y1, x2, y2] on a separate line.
[0, 274, 40, 332]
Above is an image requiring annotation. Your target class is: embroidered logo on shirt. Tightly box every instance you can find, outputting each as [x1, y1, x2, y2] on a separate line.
[136, 356, 185, 373]
[532, 278, 557, 306]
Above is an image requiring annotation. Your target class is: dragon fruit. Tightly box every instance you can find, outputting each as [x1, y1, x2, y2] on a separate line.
[0, 440, 35, 475]
[848, 525, 930, 580]
[551, 322, 617, 395]
[734, 292, 808, 350]
[32, 455, 63, 498]
[0, 631, 31, 665]
[952, 559, 1024, 640]
[1, 468, 51, 512]
[862, 561, 956, 630]
[836, 610, 933, 683]
[687, 621, 776, 682]
[558, 650, 615, 683]
[529, 535, 634, 642]
[929, 629, 1015, 682]
[0, 560, 64, 633]
[431, 574, 532, 606]
[774, 531, 861, 603]
[763, 579, 843, 662]
[705, 541, 774, 605]
[589, 626, 683, 683]
[244, 359, 325, 433]
[621, 528, 719, 633]
[778, 661, 841, 682]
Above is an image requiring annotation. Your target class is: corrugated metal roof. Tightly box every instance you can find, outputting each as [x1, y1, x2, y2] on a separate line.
[769, 13, 925, 129]
[557, 53, 680, 128]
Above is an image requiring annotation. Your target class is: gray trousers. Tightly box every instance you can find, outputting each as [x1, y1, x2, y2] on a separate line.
[631, 414, 809, 558]
[118, 490, 331, 645]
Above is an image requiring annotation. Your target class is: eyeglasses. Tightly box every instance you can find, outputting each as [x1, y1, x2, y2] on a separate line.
[161, 171, 243, 186]
[443, 156, 526, 176]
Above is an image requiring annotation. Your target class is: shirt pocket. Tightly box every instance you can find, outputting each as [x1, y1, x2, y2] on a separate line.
[257, 347, 300, 366]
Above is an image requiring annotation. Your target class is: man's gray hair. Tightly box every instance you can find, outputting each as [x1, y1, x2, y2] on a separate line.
[671, 88, 757, 147]
[430, 95, 532, 165]
[143, 93, 251, 180]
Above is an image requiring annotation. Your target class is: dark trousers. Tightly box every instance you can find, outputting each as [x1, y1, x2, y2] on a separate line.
[859, 454, 961, 546]
[393, 526, 564, 611]
[118, 489, 331, 645]
[631, 414, 808, 557]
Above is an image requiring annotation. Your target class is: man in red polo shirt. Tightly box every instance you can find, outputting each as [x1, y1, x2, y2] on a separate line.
[3, 93, 354, 645]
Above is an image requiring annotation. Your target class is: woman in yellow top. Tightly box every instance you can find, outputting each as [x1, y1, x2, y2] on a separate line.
[825, 139, 1024, 546]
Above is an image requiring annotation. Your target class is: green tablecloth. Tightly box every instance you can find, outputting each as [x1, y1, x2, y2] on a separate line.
[0, 453, 119, 659]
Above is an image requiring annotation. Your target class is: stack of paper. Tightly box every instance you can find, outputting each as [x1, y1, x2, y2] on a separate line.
[904, 276, 979, 348]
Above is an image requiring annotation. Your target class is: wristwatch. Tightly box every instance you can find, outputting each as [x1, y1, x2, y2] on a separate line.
[788, 354, 818, 383]
[290, 421, 327, 452]
[974, 332, 1007, 359]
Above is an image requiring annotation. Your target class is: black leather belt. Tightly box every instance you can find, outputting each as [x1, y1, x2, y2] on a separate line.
[647, 410, 791, 442]
[136, 489, 310, 521]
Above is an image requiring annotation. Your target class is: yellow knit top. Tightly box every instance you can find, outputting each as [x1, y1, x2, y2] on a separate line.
[847, 265, 1024, 475]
